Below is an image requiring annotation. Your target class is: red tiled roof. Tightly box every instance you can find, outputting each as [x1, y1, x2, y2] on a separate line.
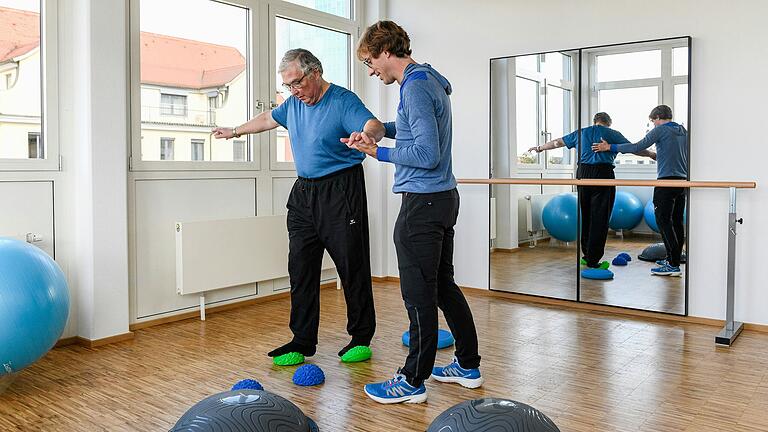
[140, 32, 245, 89]
[0, 7, 246, 89]
[0, 7, 40, 63]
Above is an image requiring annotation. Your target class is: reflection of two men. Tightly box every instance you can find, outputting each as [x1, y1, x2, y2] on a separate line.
[529, 113, 654, 271]
[593, 105, 688, 277]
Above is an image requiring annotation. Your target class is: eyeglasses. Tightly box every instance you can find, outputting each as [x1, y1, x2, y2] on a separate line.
[282, 73, 307, 91]
[362, 57, 373, 68]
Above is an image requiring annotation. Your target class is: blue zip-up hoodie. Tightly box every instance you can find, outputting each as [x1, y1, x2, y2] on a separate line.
[376, 63, 457, 193]
[610, 122, 689, 178]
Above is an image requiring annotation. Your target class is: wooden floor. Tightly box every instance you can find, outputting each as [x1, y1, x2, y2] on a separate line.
[491, 235, 685, 314]
[2, 281, 768, 431]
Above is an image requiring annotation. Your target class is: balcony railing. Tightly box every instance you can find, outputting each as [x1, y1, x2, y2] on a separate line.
[141, 105, 215, 127]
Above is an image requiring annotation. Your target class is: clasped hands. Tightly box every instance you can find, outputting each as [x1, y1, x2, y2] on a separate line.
[341, 131, 378, 158]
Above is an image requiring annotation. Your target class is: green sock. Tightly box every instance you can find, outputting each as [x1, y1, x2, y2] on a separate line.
[340, 346, 372, 363]
[273, 352, 305, 366]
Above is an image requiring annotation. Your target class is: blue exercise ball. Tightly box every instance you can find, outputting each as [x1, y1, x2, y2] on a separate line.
[0, 238, 69, 376]
[643, 200, 660, 233]
[609, 191, 644, 231]
[644, 200, 688, 234]
[541, 193, 578, 242]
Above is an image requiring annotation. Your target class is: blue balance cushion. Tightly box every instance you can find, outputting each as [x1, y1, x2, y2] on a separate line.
[612, 256, 628, 266]
[617, 252, 632, 262]
[292, 364, 325, 386]
[231, 379, 263, 391]
[581, 268, 614, 280]
[402, 329, 455, 349]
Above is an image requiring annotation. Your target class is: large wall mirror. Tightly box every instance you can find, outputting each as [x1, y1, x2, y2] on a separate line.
[490, 37, 690, 315]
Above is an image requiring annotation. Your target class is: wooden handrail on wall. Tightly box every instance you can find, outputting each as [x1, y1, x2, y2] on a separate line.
[458, 178, 757, 188]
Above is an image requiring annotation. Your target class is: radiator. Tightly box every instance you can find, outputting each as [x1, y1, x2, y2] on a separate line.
[175, 215, 334, 295]
[519, 193, 561, 234]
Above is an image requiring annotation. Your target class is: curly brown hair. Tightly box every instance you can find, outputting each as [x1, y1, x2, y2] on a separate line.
[357, 20, 412, 60]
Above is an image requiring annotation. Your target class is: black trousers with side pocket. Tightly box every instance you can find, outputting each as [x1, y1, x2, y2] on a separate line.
[577, 163, 616, 267]
[394, 188, 481, 387]
[653, 177, 687, 267]
[285, 164, 375, 347]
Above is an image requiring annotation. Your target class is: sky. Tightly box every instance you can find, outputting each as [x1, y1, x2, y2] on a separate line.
[140, 0, 248, 54]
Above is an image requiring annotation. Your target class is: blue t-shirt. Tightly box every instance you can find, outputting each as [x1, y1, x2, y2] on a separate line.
[562, 125, 629, 165]
[271, 84, 375, 178]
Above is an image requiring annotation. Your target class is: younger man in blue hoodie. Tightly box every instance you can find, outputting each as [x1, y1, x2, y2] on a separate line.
[593, 105, 689, 276]
[343, 20, 483, 404]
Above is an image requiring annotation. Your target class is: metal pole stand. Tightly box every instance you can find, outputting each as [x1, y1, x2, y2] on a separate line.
[715, 187, 744, 346]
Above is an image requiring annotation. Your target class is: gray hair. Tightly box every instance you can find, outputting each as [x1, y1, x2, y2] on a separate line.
[278, 48, 323, 75]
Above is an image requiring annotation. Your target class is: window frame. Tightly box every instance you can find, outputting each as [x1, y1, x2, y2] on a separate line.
[267, 2, 358, 172]
[128, 0, 361, 172]
[0, 0, 60, 171]
[159, 93, 188, 117]
[514, 52, 577, 172]
[190, 138, 205, 161]
[586, 41, 688, 174]
[128, 0, 260, 171]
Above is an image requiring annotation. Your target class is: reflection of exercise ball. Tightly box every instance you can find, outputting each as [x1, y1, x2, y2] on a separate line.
[427, 398, 560, 432]
[644, 200, 687, 233]
[644, 200, 659, 233]
[0, 238, 70, 380]
[609, 192, 644, 230]
[171, 390, 319, 432]
[542, 193, 578, 242]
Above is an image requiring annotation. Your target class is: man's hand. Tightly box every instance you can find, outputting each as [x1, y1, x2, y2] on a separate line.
[341, 131, 378, 158]
[527, 145, 542, 153]
[591, 139, 611, 152]
[212, 127, 236, 140]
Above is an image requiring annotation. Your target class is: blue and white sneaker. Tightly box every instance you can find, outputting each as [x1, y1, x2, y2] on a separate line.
[651, 263, 682, 277]
[364, 372, 427, 404]
[655, 259, 668, 266]
[431, 357, 484, 389]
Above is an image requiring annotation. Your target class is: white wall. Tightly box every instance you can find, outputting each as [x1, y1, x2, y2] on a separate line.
[383, 0, 768, 324]
[46, 0, 131, 341]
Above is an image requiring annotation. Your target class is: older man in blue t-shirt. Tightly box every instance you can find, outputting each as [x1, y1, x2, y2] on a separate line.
[530, 112, 655, 270]
[213, 48, 385, 364]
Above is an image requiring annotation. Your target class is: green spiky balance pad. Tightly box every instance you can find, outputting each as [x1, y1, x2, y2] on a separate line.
[273, 352, 305, 366]
[580, 258, 610, 269]
[340, 345, 372, 363]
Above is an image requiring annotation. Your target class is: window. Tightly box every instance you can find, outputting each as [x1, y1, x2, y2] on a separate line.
[134, 0, 251, 168]
[0, 0, 59, 170]
[190, 138, 204, 161]
[233, 140, 247, 162]
[546, 85, 572, 165]
[673, 47, 689, 76]
[272, 16, 350, 168]
[160, 138, 174, 160]
[281, 0, 351, 19]
[160, 94, 187, 116]
[674, 84, 689, 128]
[513, 52, 575, 167]
[598, 87, 658, 142]
[515, 77, 539, 165]
[27, 132, 43, 159]
[596, 50, 661, 82]
[590, 42, 688, 167]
